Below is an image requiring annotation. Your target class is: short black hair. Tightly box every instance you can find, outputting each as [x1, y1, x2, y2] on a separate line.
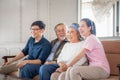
[31, 21, 45, 29]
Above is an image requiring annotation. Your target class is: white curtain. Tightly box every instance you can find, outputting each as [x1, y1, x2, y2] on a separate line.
[91, 0, 118, 21]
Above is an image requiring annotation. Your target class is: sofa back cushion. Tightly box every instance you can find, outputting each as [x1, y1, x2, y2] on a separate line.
[101, 40, 120, 75]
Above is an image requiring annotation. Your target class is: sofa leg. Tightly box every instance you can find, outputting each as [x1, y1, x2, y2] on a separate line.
[117, 64, 120, 80]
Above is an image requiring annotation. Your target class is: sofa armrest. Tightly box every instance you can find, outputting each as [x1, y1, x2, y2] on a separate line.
[2, 55, 16, 63]
[117, 64, 120, 70]
[117, 64, 120, 80]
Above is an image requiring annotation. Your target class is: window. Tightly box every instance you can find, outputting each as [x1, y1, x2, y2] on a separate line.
[113, 1, 120, 36]
[78, 0, 120, 38]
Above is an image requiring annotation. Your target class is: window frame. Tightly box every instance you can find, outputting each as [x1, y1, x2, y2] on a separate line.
[78, 0, 120, 40]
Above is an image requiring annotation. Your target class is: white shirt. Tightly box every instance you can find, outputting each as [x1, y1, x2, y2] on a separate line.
[57, 41, 87, 66]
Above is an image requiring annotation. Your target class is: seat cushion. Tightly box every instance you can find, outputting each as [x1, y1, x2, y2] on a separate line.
[85, 76, 118, 80]
[101, 40, 120, 75]
[100, 76, 118, 80]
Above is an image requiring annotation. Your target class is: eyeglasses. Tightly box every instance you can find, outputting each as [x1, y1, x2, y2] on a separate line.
[30, 28, 41, 31]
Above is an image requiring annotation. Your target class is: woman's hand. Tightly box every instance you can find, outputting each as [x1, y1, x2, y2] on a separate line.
[57, 62, 68, 72]
[56, 67, 63, 72]
[58, 62, 66, 68]
[44, 61, 56, 64]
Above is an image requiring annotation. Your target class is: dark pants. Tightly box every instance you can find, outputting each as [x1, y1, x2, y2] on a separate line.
[39, 64, 59, 80]
[19, 64, 40, 79]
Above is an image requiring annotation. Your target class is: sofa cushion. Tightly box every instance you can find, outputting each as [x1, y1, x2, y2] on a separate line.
[101, 41, 120, 54]
[100, 76, 118, 80]
[101, 40, 120, 75]
[106, 53, 120, 75]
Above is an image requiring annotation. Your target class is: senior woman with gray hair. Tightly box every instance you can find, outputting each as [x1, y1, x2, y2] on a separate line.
[39, 23, 87, 80]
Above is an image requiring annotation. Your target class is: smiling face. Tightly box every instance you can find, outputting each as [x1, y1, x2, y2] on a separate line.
[79, 21, 91, 37]
[30, 25, 44, 39]
[66, 27, 79, 43]
[55, 24, 66, 41]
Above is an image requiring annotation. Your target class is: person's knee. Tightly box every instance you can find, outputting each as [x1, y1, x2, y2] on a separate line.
[70, 66, 80, 76]
[51, 73, 56, 80]
[19, 65, 30, 78]
[20, 64, 34, 76]
[22, 64, 30, 72]
[39, 65, 48, 74]
[58, 72, 65, 80]
[51, 72, 59, 80]
[23, 64, 31, 71]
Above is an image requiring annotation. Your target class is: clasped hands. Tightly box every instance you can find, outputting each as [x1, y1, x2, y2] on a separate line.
[56, 62, 69, 73]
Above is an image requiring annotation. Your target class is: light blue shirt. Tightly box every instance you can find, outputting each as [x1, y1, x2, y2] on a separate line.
[46, 41, 60, 61]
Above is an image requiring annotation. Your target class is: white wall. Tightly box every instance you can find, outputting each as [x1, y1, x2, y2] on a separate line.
[0, 0, 20, 43]
[0, 0, 78, 44]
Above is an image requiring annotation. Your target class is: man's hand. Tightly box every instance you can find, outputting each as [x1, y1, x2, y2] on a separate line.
[16, 60, 28, 68]
[3, 60, 13, 66]
[44, 61, 56, 64]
